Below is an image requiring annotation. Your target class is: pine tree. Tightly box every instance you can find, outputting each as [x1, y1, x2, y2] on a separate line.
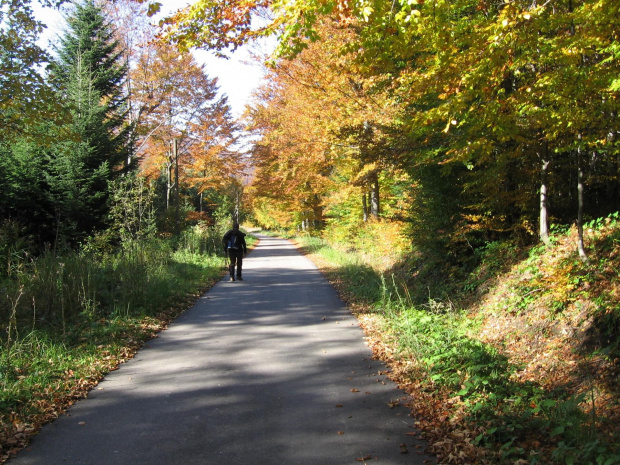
[49, 0, 133, 242]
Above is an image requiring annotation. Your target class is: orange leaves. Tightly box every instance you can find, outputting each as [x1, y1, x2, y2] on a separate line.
[247, 18, 404, 232]
[127, 35, 241, 211]
[157, 0, 272, 54]
[335, 0, 354, 23]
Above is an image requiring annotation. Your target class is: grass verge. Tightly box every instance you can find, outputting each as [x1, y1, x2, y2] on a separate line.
[0, 227, 250, 463]
[294, 215, 620, 465]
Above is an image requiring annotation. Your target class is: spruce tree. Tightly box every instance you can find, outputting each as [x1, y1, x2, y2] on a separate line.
[49, 0, 133, 242]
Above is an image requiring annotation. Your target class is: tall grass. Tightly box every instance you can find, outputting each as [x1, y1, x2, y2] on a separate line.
[0, 225, 227, 441]
[296, 232, 620, 465]
[0, 227, 224, 337]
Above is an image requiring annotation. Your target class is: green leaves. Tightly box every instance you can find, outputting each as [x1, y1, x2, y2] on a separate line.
[0, 0, 58, 141]
[145, 1, 161, 17]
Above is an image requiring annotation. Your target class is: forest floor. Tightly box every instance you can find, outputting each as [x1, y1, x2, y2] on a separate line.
[297, 219, 620, 464]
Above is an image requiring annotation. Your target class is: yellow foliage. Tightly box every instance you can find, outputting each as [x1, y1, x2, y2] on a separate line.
[326, 218, 409, 271]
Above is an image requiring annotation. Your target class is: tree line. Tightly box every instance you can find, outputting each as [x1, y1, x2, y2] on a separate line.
[0, 0, 242, 257]
[161, 0, 619, 268]
[3, 0, 619, 272]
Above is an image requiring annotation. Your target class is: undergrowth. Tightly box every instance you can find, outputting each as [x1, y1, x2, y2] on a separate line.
[0, 225, 238, 462]
[296, 212, 620, 464]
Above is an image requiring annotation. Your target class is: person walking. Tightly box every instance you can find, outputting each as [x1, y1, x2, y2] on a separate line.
[222, 223, 248, 281]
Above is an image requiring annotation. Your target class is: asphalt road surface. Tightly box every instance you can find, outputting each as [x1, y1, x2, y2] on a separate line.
[10, 234, 435, 465]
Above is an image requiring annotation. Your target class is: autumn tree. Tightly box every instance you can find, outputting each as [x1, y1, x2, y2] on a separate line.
[246, 17, 412, 249]
[127, 37, 241, 227]
[155, 0, 620, 258]
[104, 0, 156, 162]
[183, 94, 241, 212]
[246, 61, 334, 231]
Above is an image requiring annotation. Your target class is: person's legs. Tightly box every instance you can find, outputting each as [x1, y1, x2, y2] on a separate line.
[228, 250, 236, 280]
[236, 252, 243, 280]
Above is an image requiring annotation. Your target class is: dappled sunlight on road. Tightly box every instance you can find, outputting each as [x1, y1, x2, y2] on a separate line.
[10, 234, 434, 465]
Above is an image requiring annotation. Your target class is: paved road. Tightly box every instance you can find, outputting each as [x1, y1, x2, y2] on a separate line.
[10, 234, 434, 465]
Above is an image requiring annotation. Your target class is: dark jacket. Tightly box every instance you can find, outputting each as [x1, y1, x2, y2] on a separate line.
[222, 229, 247, 254]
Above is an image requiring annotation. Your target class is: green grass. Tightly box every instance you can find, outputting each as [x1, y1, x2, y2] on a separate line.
[0, 227, 229, 460]
[296, 222, 620, 465]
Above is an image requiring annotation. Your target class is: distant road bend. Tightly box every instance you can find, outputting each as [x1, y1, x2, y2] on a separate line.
[10, 234, 435, 465]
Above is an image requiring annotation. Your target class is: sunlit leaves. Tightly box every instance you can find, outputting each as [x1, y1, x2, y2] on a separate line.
[128, 38, 240, 209]
[0, 0, 58, 140]
[145, 1, 161, 17]
[158, 0, 271, 55]
[145, 0, 618, 244]
[246, 17, 413, 233]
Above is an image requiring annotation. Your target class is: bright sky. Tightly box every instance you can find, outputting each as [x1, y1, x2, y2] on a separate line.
[34, 0, 272, 118]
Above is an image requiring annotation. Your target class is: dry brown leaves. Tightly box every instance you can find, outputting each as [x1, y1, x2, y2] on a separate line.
[472, 227, 620, 436]
[357, 312, 495, 465]
[297, 226, 620, 463]
[0, 283, 217, 464]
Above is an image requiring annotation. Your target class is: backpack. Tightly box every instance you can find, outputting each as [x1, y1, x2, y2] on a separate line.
[227, 233, 239, 250]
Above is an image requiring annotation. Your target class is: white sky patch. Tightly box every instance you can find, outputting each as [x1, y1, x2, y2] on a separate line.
[33, 0, 272, 118]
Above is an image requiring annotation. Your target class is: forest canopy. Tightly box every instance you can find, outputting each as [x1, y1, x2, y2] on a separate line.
[0, 0, 243, 249]
[3, 0, 617, 259]
[156, 0, 620, 263]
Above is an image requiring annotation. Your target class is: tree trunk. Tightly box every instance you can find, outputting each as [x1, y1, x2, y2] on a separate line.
[125, 72, 134, 169]
[370, 174, 380, 219]
[234, 189, 240, 224]
[606, 132, 618, 206]
[165, 154, 173, 210]
[362, 193, 368, 222]
[577, 146, 589, 263]
[174, 139, 180, 235]
[540, 143, 551, 246]
[313, 198, 324, 230]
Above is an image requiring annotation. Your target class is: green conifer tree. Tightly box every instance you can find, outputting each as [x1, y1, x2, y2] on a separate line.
[49, 0, 134, 242]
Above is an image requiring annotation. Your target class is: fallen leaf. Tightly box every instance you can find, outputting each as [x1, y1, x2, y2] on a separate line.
[351, 388, 360, 392]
